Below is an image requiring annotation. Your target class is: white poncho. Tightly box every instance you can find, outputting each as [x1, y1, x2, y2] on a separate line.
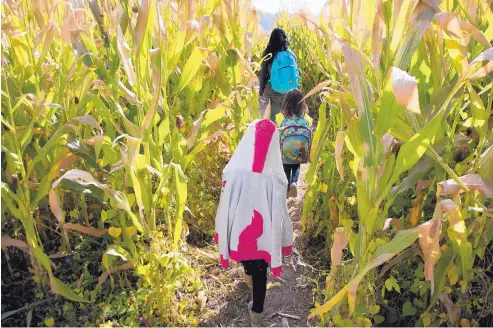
[214, 119, 293, 276]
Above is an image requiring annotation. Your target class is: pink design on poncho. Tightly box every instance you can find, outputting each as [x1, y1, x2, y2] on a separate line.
[230, 210, 271, 263]
[252, 119, 276, 173]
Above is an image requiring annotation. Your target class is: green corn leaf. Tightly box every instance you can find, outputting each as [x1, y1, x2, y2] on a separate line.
[394, 3, 437, 70]
[468, 83, 488, 136]
[32, 247, 52, 274]
[51, 277, 89, 303]
[158, 116, 170, 147]
[428, 246, 455, 310]
[391, 111, 444, 182]
[176, 47, 206, 93]
[309, 102, 327, 166]
[28, 124, 79, 175]
[66, 135, 99, 169]
[375, 73, 405, 136]
[342, 43, 377, 168]
[311, 226, 420, 319]
[167, 30, 187, 72]
[172, 163, 188, 246]
[478, 144, 493, 180]
[37, 21, 56, 68]
[201, 105, 226, 129]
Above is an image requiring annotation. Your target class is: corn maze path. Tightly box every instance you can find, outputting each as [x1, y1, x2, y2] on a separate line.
[198, 165, 316, 327]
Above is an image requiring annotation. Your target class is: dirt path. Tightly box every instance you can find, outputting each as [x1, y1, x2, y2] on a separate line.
[197, 165, 316, 327]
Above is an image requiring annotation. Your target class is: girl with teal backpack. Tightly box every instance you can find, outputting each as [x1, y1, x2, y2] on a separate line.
[279, 89, 312, 198]
[259, 28, 300, 121]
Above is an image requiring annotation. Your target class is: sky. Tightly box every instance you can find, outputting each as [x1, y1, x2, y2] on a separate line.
[251, 0, 326, 15]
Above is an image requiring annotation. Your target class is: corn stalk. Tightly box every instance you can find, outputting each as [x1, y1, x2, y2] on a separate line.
[294, 0, 493, 324]
[1, 0, 264, 302]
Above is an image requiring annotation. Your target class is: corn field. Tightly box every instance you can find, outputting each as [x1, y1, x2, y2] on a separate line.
[1, 0, 493, 327]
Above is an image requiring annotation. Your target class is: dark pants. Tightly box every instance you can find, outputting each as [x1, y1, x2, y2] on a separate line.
[283, 164, 301, 187]
[259, 83, 284, 122]
[242, 260, 268, 313]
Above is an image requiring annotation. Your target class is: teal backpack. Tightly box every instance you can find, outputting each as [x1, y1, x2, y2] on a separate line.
[269, 50, 300, 94]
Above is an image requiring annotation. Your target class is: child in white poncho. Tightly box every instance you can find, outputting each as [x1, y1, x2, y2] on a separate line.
[214, 119, 293, 326]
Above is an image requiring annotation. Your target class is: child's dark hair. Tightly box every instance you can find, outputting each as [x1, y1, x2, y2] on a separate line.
[262, 28, 289, 65]
[281, 88, 308, 118]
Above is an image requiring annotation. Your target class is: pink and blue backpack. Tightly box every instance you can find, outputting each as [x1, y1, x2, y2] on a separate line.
[279, 115, 312, 164]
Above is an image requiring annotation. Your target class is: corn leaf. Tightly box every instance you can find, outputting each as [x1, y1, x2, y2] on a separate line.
[478, 144, 493, 180]
[429, 246, 455, 310]
[48, 190, 64, 224]
[172, 164, 188, 246]
[330, 227, 349, 266]
[418, 218, 442, 294]
[63, 223, 107, 238]
[335, 131, 345, 180]
[51, 277, 89, 303]
[176, 47, 206, 93]
[302, 80, 331, 102]
[1, 236, 30, 253]
[468, 83, 489, 136]
[116, 19, 136, 86]
[134, 0, 149, 53]
[442, 200, 474, 283]
[394, 3, 437, 70]
[390, 67, 421, 114]
[342, 43, 377, 168]
[438, 174, 493, 197]
[391, 110, 444, 181]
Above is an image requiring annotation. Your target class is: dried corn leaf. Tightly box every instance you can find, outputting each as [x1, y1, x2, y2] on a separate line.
[335, 131, 345, 180]
[439, 293, 459, 324]
[49, 190, 64, 224]
[184, 20, 200, 45]
[470, 61, 493, 80]
[1, 236, 30, 253]
[187, 111, 205, 149]
[371, 0, 385, 71]
[63, 223, 107, 237]
[408, 180, 431, 228]
[438, 174, 493, 198]
[116, 15, 136, 86]
[379, 218, 404, 235]
[133, 0, 149, 53]
[459, 20, 490, 48]
[441, 199, 474, 282]
[391, 67, 421, 114]
[70, 115, 103, 134]
[96, 262, 133, 288]
[418, 218, 442, 294]
[330, 228, 349, 267]
[468, 47, 493, 80]
[435, 12, 464, 41]
[302, 80, 331, 102]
